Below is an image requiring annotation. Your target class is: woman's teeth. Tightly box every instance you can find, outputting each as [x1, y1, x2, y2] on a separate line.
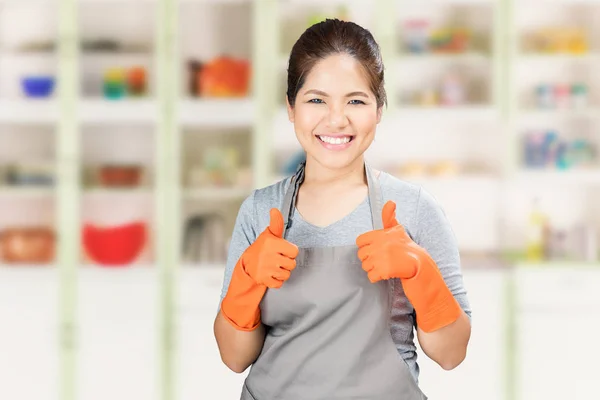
[318, 135, 351, 145]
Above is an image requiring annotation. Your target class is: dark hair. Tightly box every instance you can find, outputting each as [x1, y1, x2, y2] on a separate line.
[286, 18, 387, 109]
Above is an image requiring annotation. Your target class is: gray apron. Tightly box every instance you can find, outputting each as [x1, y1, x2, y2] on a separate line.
[241, 162, 427, 400]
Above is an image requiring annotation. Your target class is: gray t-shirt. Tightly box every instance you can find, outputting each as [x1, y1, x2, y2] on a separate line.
[219, 171, 472, 383]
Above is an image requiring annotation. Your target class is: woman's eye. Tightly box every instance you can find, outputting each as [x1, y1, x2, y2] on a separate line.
[308, 98, 324, 104]
[349, 99, 366, 105]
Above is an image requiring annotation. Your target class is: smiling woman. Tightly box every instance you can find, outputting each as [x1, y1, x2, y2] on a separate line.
[214, 18, 472, 400]
[285, 22, 386, 172]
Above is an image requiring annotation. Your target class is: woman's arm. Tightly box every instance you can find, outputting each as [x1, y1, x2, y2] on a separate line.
[214, 193, 298, 373]
[412, 188, 472, 370]
[214, 192, 263, 373]
[214, 311, 266, 373]
[417, 311, 471, 370]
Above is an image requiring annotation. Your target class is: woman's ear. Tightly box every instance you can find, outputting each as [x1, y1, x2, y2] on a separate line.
[286, 96, 295, 123]
[376, 106, 383, 124]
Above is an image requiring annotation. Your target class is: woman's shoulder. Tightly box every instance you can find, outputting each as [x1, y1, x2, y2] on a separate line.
[252, 175, 292, 207]
[377, 170, 423, 208]
[236, 176, 292, 227]
[377, 170, 447, 230]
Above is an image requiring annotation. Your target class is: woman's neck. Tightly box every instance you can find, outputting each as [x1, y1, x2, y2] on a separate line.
[303, 155, 366, 187]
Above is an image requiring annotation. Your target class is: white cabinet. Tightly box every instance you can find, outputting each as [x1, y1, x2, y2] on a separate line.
[176, 267, 248, 400]
[0, 268, 58, 400]
[417, 268, 507, 400]
[76, 268, 159, 400]
[515, 267, 600, 400]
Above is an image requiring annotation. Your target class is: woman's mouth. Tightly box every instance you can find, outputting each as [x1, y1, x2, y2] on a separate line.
[316, 135, 355, 151]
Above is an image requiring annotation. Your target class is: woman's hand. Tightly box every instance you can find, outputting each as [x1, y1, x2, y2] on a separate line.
[242, 208, 299, 289]
[356, 201, 462, 333]
[221, 208, 298, 331]
[356, 201, 427, 283]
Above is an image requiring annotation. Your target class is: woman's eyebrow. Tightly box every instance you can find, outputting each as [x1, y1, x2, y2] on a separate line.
[304, 89, 369, 98]
[304, 89, 328, 97]
[346, 91, 369, 98]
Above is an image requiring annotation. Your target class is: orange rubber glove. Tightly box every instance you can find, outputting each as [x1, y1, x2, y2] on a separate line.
[356, 201, 462, 332]
[220, 208, 299, 331]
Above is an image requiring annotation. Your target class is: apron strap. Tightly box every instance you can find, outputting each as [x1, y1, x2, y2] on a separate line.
[281, 161, 305, 238]
[365, 163, 384, 231]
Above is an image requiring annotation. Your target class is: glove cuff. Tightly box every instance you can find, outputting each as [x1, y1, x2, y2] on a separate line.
[220, 258, 267, 331]
[401, 254, 462, 333]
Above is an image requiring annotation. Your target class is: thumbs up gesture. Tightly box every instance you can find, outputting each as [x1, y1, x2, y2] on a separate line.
[356, 201, 431, 283]
[242, 208, 299, 289]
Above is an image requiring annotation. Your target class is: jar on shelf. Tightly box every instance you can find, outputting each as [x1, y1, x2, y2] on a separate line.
[553, 83, 570, 109]
[404, 19, 429, 54]
[103, 68, 126, 99]
[571, 83, 588, 110]
[440, 72, 466, 106]
[535, 84, 554, 109]
[418, 86, 438, 106]
[127, 66, 147, 97]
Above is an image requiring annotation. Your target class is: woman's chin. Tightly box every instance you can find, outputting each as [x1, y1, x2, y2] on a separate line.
[310, 150, 362, 171]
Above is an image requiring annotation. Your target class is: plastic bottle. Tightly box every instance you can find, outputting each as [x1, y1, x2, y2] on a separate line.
[526, 197, 547, 262]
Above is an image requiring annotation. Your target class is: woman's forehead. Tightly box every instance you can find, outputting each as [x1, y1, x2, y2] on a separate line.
[303, 54, 372, 92]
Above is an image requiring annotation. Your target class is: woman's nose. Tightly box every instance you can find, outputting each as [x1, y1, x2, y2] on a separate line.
[327, 105, 349, 129]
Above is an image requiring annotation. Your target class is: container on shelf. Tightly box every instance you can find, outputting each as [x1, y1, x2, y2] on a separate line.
[103, 68, 127, 99]
[522, 26, 588, 55]
[0, 227, 55, 264]
[191, 56, 251, 98]
[571, 83, 588, 109]
[21, 76, 55, 98]
[3, 163, 55, 187]
[98, 165, 143, 188]
[127, 66, 147, 97]
[404, 19, 430, 54]
[182, 213, 228, 265]
[534, 82, 590, 110]
[522, 130, 596, 170]
[82, 221, 147, 266]
[187, 146, 251, 189]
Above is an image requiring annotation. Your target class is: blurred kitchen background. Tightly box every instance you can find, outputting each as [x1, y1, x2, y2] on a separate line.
[0, 0, 599, 399]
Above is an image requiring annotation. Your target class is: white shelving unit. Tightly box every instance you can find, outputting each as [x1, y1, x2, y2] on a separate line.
[0, 1, 599, 400]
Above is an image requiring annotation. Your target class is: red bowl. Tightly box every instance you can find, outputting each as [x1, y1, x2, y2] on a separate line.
[82, 222, 146, 266]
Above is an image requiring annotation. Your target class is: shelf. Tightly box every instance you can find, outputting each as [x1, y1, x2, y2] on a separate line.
[516, 169, 600, 185]
[179, 98, 254, 127]
[78, 0, 157, 3]
[0, 264, 55, 270]
[401, 0, 498, 3]
[79, 51, 153, 58]
[179, 0, 251, 3]
[0, 99, 58, 124]
[278, 0, 356, 5]
[81, 263, 155, 270]
[181, 263, 226, 269]
[518, 108, 600, 119]
[0, 50, 56, 59]
[0, 186, 55, 198]
[392, 106, 498, 121]
[0, 0, 55, 3]
[79, 98, 157, 124]
[398, 52, 490, 63]
[514, 261, 600, 270]
[518, 53, 600, 63]
[397, 173, 501, 185]
[183, 187, 250, 200]
[83, 188, 152, 196]
[516, 0, 600, 4]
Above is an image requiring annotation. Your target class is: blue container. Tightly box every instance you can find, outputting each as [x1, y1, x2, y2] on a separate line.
[21, 76, 55, 98]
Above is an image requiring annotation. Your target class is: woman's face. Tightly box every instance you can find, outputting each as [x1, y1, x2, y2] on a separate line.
[287, 53, 382, 171]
